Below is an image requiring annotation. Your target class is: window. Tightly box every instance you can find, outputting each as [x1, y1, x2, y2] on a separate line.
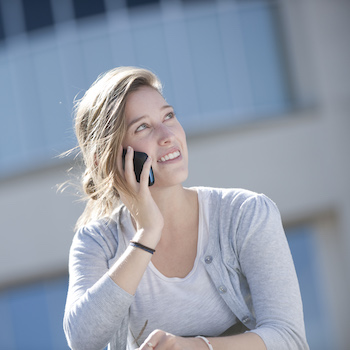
[287, 226, 336, 349]
[0, 4, 5, 41]
[21, 0, 54, 32]
[181, 0, 213, 3]
[130, 0, 291, 134]
[126, 0, 159, 8]
[72, 0, 106, 19]
[0, 277, 69, 349]
[0, 0, 295, 177]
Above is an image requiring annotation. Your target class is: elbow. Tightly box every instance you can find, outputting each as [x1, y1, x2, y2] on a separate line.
[63, 315, 84, 350]
[251, 324, 309, 350]
[284, 323, 309, 350]
[63, 313, 107, 350]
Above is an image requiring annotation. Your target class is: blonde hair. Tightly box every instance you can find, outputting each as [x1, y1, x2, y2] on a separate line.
[73, 66, 162, 229]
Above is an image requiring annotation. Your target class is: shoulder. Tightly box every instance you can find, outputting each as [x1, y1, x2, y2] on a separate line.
[71, 205, 128, 258]
[75, 217, 116, 244]
[193, 186, 275, 211]
[194, 186, 281, 235]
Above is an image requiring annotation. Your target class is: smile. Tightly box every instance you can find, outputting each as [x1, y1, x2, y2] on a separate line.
[157, 150, 181, 163]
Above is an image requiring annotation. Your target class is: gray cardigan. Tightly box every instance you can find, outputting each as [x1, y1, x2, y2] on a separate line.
[64, 187, 309, 350]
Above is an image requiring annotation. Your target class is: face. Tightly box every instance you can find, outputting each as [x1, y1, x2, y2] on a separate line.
[122, 86, 188, 188]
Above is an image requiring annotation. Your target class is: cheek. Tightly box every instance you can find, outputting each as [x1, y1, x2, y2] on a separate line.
[178, 126, 188, 151]
[122, 133, 153, 156]
[121, 132, 132, 148]
[122, 132, 140, 149]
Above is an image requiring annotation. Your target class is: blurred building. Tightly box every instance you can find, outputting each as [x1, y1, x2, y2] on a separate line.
[0, 0, 349, 349]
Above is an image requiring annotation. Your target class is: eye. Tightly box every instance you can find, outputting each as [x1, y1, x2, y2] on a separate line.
[135, 123, 148, 132]
[164, 112, 175, 121]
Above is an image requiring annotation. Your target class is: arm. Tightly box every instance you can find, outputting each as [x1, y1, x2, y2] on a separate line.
[64, 147, 164, 349]
[137, 330, 266, 350]
[64, 229, 162, 350]
[107, 146, 164, 295]
[208, 332, 266, 349]
[235, 194, 309, 349]
[63, 224, 135, 350]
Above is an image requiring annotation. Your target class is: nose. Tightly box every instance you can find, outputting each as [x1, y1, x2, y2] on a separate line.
[156, 124, 175, 145]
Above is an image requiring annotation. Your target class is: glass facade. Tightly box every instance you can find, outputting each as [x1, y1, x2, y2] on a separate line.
[0, 277, 69, 350]
[22, 0, 54, 32]
[287, 226, 337, 350]
[0, 0, 291, 178]
[127, 0, 159, 8]
[0, 4, 4, 41]
[72, 0, 106, 19]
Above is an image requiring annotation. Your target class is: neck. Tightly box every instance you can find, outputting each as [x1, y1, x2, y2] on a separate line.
[150, 184, 198, 237]
[150, 184, 191, 217]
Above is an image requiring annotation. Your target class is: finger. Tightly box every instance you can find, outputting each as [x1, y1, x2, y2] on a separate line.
[124, 146, 137, 185]
[146, 342, 155, 349]
[139, 332, 157, 350]
[139, 155, 152, 189]
[139, 340, 156, 350]
[140, 330, 167, 350]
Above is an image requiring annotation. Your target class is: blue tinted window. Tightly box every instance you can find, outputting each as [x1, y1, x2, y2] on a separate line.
[0, 294, 15, 349]
[186, 13, 232, 117]
[9, 284, 52, 348]
[0, 0, 295, 177]
[287, 227, 336, 349]
[238, 2, 290, 112]
[72, 0, 106, 19]
[0, 5, 5, 40]
[0, 38, 76, 178]
[146, 0, 292, 134]
[127, 0, 159, 8]
[0, 277, 69, 349]
[44, 278, 70, 350]
[22, 0, 54, 31]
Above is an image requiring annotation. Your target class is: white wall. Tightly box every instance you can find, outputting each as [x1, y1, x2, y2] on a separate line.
[0, 164, 84, 287]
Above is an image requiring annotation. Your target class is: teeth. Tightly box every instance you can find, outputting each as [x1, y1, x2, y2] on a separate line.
[158, 151, 180, 162]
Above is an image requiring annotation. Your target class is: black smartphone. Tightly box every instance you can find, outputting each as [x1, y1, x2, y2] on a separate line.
[122, 149, 155, 186]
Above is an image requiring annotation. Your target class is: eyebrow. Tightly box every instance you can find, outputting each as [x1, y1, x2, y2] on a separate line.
[126, 104, 173, 130]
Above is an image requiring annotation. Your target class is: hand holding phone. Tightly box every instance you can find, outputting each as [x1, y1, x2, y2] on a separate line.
[122, 149, 155, 186]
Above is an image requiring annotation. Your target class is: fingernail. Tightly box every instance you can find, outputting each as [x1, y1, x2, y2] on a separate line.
[127, 146, 132, 152]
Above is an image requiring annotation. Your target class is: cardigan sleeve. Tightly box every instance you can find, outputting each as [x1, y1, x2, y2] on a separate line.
[63, 222, 134, 350]
[236, 193, 309, 350]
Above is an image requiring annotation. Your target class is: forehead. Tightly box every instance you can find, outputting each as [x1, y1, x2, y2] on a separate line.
[125, 86, 167, 120]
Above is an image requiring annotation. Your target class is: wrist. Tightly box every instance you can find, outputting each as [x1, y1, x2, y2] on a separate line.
[196, 336, 213, 350]
[133, 228, 161, 249]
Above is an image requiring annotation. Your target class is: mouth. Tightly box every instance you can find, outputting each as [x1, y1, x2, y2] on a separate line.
[157, 150, 181, 163]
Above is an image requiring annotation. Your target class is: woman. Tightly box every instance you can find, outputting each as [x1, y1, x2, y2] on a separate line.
[63, 67, 309, 350]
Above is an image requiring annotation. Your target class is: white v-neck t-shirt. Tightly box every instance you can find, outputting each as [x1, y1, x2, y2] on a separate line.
[126, 190, 237, 349]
